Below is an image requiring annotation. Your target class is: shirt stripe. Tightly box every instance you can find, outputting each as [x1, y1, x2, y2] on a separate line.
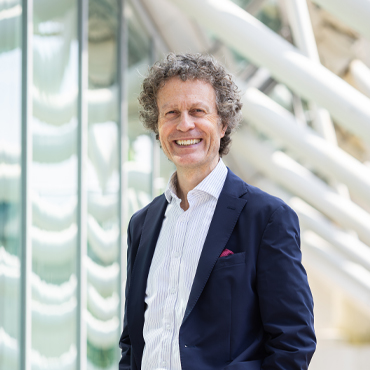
[141, 159, 227, 370]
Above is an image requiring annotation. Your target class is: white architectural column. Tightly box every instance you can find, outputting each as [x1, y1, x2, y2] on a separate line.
[77, 0, 88, 368]
[118, 0, 129, 335]
[283, 0, 337, 145]
[20, 1, 32, 370]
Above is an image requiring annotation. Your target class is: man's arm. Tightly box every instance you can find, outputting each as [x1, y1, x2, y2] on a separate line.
[119, 219, 134, 370]
[257, 204, 316, 369]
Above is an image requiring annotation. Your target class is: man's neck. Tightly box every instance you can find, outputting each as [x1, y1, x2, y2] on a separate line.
[175, 159, 220, 211]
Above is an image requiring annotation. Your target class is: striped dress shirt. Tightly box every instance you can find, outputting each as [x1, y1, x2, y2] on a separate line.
[141, 159, 228, 370]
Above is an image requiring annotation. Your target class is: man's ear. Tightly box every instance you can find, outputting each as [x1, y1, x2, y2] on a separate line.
[221, 124, 227, 138]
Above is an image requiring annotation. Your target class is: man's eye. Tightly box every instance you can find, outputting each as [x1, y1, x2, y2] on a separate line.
[192, 109, 205, 114]
[166, 110, 176, 115]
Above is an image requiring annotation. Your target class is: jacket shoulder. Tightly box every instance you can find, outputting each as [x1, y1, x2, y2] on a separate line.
[130, 193, 164, 220]
[128, 194, 166, 238]
[244, 183, 286, 206]
[244, 184, 299, 236]
[237, 177, 295, 219]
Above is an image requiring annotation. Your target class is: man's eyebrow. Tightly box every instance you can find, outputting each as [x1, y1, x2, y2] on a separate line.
[160, 103, 175, 111]
[190, 101, 211, 109]
[160, 101, 211, 111]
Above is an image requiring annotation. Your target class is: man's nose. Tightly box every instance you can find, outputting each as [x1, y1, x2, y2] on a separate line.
[177, 112, 195, 131]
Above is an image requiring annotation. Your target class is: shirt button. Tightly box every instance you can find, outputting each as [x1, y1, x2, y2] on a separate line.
[161, 360, 166, 367]
[170, 287, 176, 294]
[166, 323, 171, 330]
[173, 251, 180, 258]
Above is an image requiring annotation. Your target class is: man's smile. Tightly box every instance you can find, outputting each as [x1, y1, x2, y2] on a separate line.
[175, 139, 202, 146]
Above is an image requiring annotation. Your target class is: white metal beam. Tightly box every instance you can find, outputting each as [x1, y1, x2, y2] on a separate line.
[349, 60, 370, 98]
[291, 198, 370, 271]
[251, 179, 370, 272]
[283, 0, 338, 145]
[284, 0, 320, 62]
[232, 132, 370, 245]
[169, 0, 370, 144]
[302, 231, 370, 317]
[142, 0, 212, 54]
[241, 88, 370, 207]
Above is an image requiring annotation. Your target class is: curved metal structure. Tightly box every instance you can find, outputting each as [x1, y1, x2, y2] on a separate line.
[1, 0, 370, 369]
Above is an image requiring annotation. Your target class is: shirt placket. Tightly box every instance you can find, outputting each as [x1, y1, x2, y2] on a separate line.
[160, 201, 190, 369]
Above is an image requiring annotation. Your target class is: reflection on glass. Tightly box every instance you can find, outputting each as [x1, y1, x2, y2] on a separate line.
[0, 1, 22, 369]
[146, 50, 175, 193]
[31, 1, 78, 369]
[87, 0, 120, 368]
[127, 2, 154, 216]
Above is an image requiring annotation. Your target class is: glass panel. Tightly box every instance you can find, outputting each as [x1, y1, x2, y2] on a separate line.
[31, 1, 78, 369]
[87, 0, 120, 368]
[127, 2, 154, 217]
[0, 1, 22, 369]
[146, 49, 175, 194]
[158, 147, 175, 195]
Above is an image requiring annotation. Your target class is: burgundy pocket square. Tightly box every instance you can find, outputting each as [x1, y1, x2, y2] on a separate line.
[220, 248, 234, 257]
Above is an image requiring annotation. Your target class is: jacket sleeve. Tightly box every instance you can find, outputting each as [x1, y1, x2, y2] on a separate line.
[257, 204, 316, 369]
[119, 218, 134, 370]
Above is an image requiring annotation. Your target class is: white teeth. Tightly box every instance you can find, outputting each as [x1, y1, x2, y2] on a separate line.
[176, 139, 201, 146]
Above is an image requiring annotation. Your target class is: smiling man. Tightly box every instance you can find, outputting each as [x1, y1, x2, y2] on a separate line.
[156, 76, 226, 210]
[119, 53, 316, 370]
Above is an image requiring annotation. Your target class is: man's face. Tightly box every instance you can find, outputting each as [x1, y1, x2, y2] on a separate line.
[157, 77, 226, 175]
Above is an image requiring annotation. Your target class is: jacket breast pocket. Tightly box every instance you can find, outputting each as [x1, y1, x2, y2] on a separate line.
[212, 251, 246, 272]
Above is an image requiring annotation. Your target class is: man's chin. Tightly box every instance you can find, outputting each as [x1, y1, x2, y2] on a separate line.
[172, 156, 204, 170]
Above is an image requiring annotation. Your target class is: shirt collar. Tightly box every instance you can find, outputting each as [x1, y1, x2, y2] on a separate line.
[164, 159, 227, 203]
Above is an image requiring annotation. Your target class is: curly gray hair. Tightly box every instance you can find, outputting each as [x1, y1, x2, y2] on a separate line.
[138, 53, 243, 156]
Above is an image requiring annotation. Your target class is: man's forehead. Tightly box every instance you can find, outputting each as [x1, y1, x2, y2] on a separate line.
[156, 77, 217, 108]
[158, 76, 215, 92]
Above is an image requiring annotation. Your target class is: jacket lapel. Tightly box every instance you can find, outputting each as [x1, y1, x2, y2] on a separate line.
[127, 194, 168, 367]
[182, 169, 248, 324]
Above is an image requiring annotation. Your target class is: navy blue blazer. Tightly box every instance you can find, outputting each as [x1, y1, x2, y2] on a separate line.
[119, 169, 316, 369]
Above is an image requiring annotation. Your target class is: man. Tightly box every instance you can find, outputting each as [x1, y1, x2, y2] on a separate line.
[119, 53, 316, 370]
